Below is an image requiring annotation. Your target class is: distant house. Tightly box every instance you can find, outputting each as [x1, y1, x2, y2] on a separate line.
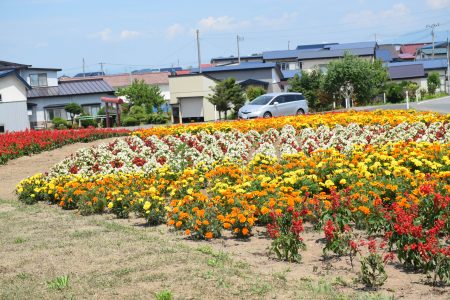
[417, 42, 449, 59]
[210, 54, 263, 66]
[297, 42, 378, 71]
[168, 73, 219, 123]
[0, 60, 115, 131]
[387, 58, 448, 92]
[196, 62, 284, 92]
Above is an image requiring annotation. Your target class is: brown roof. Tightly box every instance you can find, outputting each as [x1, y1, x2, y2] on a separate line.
[59, 72, 169, 88]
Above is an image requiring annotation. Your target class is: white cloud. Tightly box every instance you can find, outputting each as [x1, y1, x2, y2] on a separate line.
[166, 23, 185, 39]
[427, 0, 450, 9]
[198, 16, 249, 32]
[120, 30, 141, 39]
[90, 28, 142, 42]
[343, 3, 409, 27]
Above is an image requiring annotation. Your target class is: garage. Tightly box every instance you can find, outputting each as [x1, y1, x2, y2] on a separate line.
[180, 97, 204, 123]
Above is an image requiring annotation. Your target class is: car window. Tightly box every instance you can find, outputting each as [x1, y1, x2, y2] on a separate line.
[296, 94, 305, 101]
[286, 95, 297, 102]
[273, 96, 286, 104]
[250, 95, 273, 105]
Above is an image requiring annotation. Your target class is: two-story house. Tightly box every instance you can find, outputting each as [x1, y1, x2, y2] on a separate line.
[0, 60, 115, 131]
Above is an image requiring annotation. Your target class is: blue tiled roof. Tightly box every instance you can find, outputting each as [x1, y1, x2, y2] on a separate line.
[420, 42, 448, 49]
[376, 49, 392, 62]
[281, 70, 302, 79]
[387, 59, 448, 70]
[296, 43, 336, 50]
[298, 47, 374, 60]
[196, 62, 278, 73]
[262, 50, 303, 60]
[326, 41, 377, 50]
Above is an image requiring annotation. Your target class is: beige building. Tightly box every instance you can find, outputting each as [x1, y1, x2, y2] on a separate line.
[169, 74, 218, 123]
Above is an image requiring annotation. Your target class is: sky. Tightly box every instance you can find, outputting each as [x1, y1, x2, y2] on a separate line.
[1, 0, 450, 76]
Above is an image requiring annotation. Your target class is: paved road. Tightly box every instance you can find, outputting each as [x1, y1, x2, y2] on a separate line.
[349, 95, 450, 114]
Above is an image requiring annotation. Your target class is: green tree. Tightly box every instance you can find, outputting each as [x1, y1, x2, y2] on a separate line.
[207, 78, 245, 119]
[116, 79, 166, 113]
[427, 72, 441, 95]
[64, 103, 83, 125]
[323, 53, 388, 107]
[245, 86, 266, 101]
[385, 82, 404, 103]
[288, 69, 331, 111]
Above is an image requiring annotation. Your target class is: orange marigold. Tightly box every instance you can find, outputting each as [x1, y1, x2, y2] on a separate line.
[205, 232, 213, 239]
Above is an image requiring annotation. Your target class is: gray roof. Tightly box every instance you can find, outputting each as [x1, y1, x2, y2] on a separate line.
[298, 47, 375, 60]
[388, 64, 425, 80]
[28, 79, 115, 98]
[196, 62, 278, 73]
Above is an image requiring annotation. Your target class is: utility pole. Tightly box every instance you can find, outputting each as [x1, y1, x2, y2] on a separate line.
[82, 58, 85, 77]
[99, 62, 105, 74]
[237, 35, 244, 64]
[196, 29, 202, 73]
[427, 23, 440, 59]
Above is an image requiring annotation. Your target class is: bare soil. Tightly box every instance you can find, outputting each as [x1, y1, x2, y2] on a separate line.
[0, 139, 449, 299]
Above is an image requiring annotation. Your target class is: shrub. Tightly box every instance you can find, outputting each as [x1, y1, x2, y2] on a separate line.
[427, 72, 441, 95]
[245, 86, 266, 101]
[52, 117, 68, 129]
[122, 116, 139, 126]
[79, 113, 97, 128]
[146, 113, 168, 124]
[385, 83, 404, 103]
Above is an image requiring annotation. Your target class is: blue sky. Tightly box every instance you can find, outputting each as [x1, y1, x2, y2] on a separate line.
[1, 0, 450, 75]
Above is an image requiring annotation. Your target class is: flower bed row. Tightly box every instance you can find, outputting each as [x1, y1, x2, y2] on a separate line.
[134, 110, 449, 138]
[17, 141, 450, 284]
[47, 122, 450, 178]
[0, 128, 130, 165]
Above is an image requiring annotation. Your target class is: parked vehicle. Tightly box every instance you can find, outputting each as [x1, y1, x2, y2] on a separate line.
[238, 92, 308, 119]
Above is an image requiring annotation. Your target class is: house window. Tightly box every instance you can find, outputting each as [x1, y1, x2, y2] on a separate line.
[298, 62, 303, 70]
[82, 104, 101, 116]
[30, 73, 48, 87]
[278, 62, 289, 70]
[0, 94, 2, 101]
[0, 125, 4, 133]
[46, 107, 67, 120]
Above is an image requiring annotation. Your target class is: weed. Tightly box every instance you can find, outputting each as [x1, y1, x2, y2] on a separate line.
[16, 272, 31, 280]
[196, 245, 213, 255]
[155, 289, 173, 300]
[14, 237, 26, 244]
[47, 275, 69, 290]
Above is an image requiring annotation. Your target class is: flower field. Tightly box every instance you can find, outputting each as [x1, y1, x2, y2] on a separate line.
[16, 110, 450, 286]
[0, 128, 129, 165]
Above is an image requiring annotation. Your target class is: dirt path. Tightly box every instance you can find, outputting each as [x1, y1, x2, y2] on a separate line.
[0, 138, 119, 201]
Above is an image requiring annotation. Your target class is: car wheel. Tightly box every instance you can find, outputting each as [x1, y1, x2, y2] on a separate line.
[263, 112, 272, 118]
[296, 109, 305, 115]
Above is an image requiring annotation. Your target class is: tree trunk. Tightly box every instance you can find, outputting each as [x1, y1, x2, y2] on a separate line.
[224, 111, 228, 120]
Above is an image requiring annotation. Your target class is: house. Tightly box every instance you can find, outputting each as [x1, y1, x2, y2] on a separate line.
[168, 73, 218, 123]
[297, 42, 377, 71]
[195, 62, 284, 92]
[387, 58, 448, 92]
[417, 42, 449, 59]
[0, 69, 32, 132]
[210, 54, 263, 66]
[398, 43, 430, 61]
[60, 71, 171, 100]
[0, 60, 115, 131]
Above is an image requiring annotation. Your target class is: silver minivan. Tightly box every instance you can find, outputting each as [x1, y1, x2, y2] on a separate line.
[238, 92, 308, 119]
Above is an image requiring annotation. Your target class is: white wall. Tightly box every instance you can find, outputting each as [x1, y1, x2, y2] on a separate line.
[0, 75, 28, 102]
[19, 69, 58, 87]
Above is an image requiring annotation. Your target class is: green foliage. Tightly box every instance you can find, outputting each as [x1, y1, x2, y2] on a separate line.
[79, 113, 97, 128]
[288, 69, 332, 111]
[155, 290, 173, 300]
[122, 116, 139, 126]
[128, 105, 148, 124]
[116, 79, 166, 113]
[323, 53, 388, 106]
[64, 103, 83, 124]
[51, 117, 68, 129]
[419, 88, 427, 99]
[385, 82, 404, 103]
[47, 275, 69, 290]
[207, 77, 246, 119]
[427, 72, 441, 95]
[146, 113, 169, 124]
[245, 85, 266, 101]
[404, 81, 419, 98]
[360, 253, 388, 288]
